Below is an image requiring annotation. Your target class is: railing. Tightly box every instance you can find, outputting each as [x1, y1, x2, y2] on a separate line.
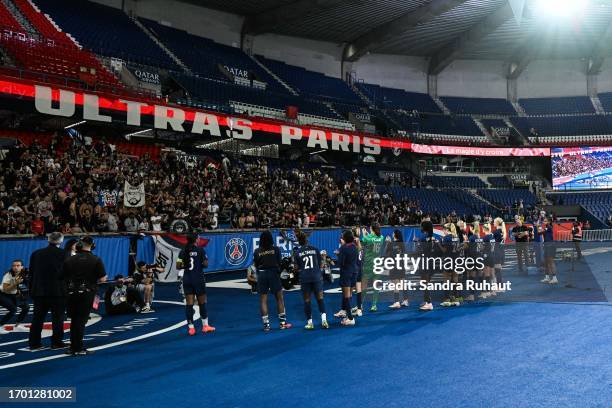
[583, 229, 612, 242]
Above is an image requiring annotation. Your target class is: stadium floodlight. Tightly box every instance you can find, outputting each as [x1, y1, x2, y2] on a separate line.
[64, 120, 86, 129]
[532, 0, 589, 19]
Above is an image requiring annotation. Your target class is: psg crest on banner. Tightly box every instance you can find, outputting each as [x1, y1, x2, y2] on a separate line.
[225, 237, 248, 266]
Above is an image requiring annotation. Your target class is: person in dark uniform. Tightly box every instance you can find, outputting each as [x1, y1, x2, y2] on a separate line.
[28, 232, 67, 350]
[417, 221, 440, 311]
[292, 231, 328, 330]
[387, 230, 409, 310]
[62, 236, 107, 355]
[539, 219, 557, 284]
[571, 221, 582, 259]
[335, 230, 358, 326]
[511, 219, 532, 275]
[176, 235, 215, 336]
[253, 230, 292, 332]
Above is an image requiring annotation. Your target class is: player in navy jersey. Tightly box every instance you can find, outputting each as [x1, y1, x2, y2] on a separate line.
[176, 235, 215, 336]
[335, 230, 359, 326]
[479, 224, 496, 299]
[465, 224, 483, 301]
[254, 230, 292, 332]
[293, 231, 328, 329]
[440, 223, 461, 307]
[492, 218, 507, 292]
[351, 228, 364, 317]
[417, 220, 440, 311]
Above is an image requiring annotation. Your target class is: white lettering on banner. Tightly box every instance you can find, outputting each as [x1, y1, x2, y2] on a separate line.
[119, 99, 147, 126]
[31, 85, 387, 155]
[307, 130, 328, 149]
[34, 85, 75, 117]
[83, 94, 112, 123]
[282, 126, 302, 145]
[224, 66, 249, 79]
[154, 105, 185, 132]
[133, 69, 160, 85]
[331, 133, 351, 152]
[192, 112, 221, 136]
[227, 117, 253, 140]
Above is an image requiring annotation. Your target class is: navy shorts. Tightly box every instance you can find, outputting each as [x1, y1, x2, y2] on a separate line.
[339, 273, 353, 288]
[301, 280, 323, 294]
[351, 269, 362, 287]
[183, 276, 206, 296]
[257, 269, 282, 294]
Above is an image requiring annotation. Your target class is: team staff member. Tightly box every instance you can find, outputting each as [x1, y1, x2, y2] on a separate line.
[512, 219, 532, 275]
[176, 235, 215, 336]
[253, 230, 292, 332]
[62, 236, 107, 355]
[539, 219, 558, 284]
[28, 232, 67, 350]
[571, 221, 582, 259]
[417, 220, 440, 311]
[0, 260, 29, 331]
[335, 230, 358, 326]
[293, 231, 328, 329]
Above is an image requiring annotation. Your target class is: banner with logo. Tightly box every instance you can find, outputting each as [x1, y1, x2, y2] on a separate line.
[145, 227, 422, 278]
[127, 65, 161, 86]
[98, 189, 119, 207]
[411, 144, 550, 157]
[124, 182, 145, 207]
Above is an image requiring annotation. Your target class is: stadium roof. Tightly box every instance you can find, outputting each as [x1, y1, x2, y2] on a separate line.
[187, 0, 612, 74]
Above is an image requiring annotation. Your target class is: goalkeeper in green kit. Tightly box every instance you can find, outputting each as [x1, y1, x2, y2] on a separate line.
[360, 223, 385, 312]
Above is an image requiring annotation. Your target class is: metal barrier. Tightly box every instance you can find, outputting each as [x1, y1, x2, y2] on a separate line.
[583, 229, 612, 242]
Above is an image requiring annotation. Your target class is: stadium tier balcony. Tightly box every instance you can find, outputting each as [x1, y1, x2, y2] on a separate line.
[548, 192, 611, 224]
[425, 175, 487, 189]
[478, 189, 537, 208]
[519, 96, 595, 115]
[255, 55, 361, 103]
[511, 115, 609, 137]
[440, 96, 516, 116]
[172, 73, 344, 121]
[33, 0, 178, 70]
[487, 176, 513, 189]
[355, 83, 441, 113]
[389, 111, 484, 137]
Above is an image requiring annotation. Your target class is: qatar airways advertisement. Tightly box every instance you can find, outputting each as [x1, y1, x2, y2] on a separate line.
[552, 146, 612, 190]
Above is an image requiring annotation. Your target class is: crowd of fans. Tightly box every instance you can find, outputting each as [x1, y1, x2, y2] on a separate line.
[0, 131, 562, 235]
[0, 134, 456, 235]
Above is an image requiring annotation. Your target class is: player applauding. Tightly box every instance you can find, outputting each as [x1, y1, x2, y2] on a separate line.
[293, 231, 328, 329]
[177, 234, 216, 336]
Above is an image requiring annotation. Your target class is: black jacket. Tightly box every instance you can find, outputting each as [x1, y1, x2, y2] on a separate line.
[29, 244, 66, 297]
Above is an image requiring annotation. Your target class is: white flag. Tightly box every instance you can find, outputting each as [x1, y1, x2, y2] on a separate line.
[153, 235, 181, 282]
[124, 181, 145, 207]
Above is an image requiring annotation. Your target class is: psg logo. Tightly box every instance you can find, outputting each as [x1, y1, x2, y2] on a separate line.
[225, 237, 248, 266]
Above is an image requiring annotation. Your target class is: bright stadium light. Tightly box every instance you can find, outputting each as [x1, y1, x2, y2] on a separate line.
[532, 0, 589, 19]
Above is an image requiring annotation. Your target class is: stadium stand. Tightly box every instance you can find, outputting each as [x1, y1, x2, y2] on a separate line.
[424, 175, 487, 189]
[478, 189, 537, 208]
[519, 96, 595, 115]
[488, 176, 513, 189]
[0, 1, 124, 93]
[355, 82, 441, 113]
[441, 96, 516, 116]
[33, 0, 178, 69]
[256, 55, 362, 103]
[548, 192, 612, 225]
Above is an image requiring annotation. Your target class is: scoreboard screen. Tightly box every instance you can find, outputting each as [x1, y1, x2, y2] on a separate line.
[551, 146, 612, 190]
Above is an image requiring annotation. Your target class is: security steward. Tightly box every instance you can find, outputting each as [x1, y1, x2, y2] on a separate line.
[28, 232, 67, 350]
[62, 236, 107, 355]
[571, 221, 583, 259]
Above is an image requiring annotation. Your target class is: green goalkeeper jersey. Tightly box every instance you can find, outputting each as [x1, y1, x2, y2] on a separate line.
[361, 233, 385, 272]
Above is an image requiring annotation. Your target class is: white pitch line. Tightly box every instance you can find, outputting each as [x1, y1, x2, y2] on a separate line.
[0, 300, 190, 370]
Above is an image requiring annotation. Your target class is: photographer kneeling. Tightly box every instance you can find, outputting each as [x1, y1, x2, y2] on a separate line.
[132, 262, 160, 313]
[104, 275, 145, 315]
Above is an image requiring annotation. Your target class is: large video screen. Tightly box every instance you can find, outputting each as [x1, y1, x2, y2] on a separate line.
[552, 146, 612, 190]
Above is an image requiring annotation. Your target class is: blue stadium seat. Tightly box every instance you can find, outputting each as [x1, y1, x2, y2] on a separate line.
[34, 0, 178, 69]
[478, 189, 537, 208]
[441, 97, 516, 115]
[519, 96, 595, 115]
[355, 83, 441, 113]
